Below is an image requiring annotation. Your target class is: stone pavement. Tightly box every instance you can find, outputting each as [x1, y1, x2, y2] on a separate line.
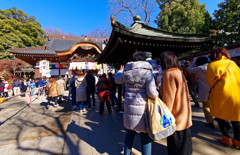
[0, 92, 240, 155]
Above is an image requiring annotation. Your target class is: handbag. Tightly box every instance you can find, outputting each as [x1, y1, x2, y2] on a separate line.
[208, 61, 231, 100]
[145, 96, 176, 141]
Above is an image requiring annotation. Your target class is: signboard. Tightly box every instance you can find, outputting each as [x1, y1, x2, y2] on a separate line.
[39, 60, 50, 74]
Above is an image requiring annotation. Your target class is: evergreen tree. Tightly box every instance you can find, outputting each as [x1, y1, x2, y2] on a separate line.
[212, 0, 240, 47]
[156, 0, 211, 34]
[0, 7, 46, 59]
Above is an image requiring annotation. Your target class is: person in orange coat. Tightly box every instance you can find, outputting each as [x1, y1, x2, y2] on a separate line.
[206, 47, 240, 148]
[159, 51, 192, 155]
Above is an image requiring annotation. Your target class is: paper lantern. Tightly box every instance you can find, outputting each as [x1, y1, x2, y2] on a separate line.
[85, 62, 89, 70]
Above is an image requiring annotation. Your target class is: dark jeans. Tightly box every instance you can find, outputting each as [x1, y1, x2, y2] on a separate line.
[71, 89, 76, 106]
[124, 129, 152, 155]
[99, 100, 111, 114]
[47, 97, 58, 106]
[87, 91, 95, 108]
[215, 118, 240, 141]
[58, 95, 63, 104]
[188, 83, 199, 106]
[167, 128, 192, 155]
[110, 89, 117, 106]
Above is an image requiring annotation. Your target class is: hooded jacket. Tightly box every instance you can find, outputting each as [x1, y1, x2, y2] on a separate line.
[115, 61, 158, 133]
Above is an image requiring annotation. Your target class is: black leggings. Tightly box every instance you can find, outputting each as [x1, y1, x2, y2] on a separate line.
[215, 118, 240, 141]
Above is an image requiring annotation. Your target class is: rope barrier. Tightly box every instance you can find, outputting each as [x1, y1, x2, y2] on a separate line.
[0, 85, 46, 107]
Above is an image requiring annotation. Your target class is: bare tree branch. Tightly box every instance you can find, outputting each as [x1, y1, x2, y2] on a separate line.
[108, 0, 158, 26]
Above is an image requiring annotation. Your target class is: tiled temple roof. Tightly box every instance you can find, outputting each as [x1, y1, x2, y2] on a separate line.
[11, 35, 106, 55]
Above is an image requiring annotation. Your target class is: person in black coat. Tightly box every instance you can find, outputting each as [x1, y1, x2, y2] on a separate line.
[85, 70, 96, 109]
[20, 79, 28, 97]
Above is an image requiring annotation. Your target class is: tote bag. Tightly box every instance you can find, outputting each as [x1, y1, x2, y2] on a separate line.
[145, 97, 176, 141]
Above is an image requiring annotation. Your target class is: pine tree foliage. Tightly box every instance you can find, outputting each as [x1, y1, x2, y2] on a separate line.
[0, 7, 46, 59]
[212, 0, 240, 46]
[156, 0, 211, 34]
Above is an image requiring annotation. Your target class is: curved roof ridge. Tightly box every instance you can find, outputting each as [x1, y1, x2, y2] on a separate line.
[115, 20, 209, 38]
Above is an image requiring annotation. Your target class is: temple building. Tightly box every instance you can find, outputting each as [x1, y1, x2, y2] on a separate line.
[10, 35, 107, 77]
[96, 15, 211, 111]
[97, 15, 211, 64]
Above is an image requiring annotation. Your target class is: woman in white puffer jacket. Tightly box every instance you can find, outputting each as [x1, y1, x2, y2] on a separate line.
[115, 51, 158, 155]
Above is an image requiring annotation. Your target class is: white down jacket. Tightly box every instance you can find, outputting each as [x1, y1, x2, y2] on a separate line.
[115, 61, 159, 133]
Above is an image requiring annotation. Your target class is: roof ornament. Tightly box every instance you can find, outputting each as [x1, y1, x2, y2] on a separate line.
[133, 15, 141, 22]
[110, 15, 118, 27]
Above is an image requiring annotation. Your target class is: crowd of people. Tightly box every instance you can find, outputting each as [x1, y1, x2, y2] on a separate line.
[67, 69, 118, 115]
[114, 48, 240, 155]
[1, 47, 239, 154]
[0, 78, 47, 98]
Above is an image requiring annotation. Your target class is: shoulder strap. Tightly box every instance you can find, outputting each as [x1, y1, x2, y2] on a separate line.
[99, 80, 107, 89]
[210, 61, 231, 90]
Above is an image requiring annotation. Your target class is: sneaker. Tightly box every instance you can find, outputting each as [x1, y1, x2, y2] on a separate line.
[82, 105, 87, 112]
[72, 105, 77, 111]
[53, 104, 58, 107]
[79, 105, 82, 111]
[46, 105, 49, 109]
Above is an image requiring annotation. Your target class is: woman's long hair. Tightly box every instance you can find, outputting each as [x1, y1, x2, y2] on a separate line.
[208, 47, 231, 62]
[159, 51, 180, 70]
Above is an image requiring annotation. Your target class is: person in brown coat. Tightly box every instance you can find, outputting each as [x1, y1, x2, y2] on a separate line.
[159, 51, 192, 155]
[45, 77, 60, 109]
[56, 76, 65, 104]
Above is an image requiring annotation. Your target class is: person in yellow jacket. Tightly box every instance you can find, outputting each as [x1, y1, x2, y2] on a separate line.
[206, 47, 240, 149]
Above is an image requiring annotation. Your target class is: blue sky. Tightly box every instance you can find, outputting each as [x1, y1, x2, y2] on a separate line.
[0, 0, 223, 36]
